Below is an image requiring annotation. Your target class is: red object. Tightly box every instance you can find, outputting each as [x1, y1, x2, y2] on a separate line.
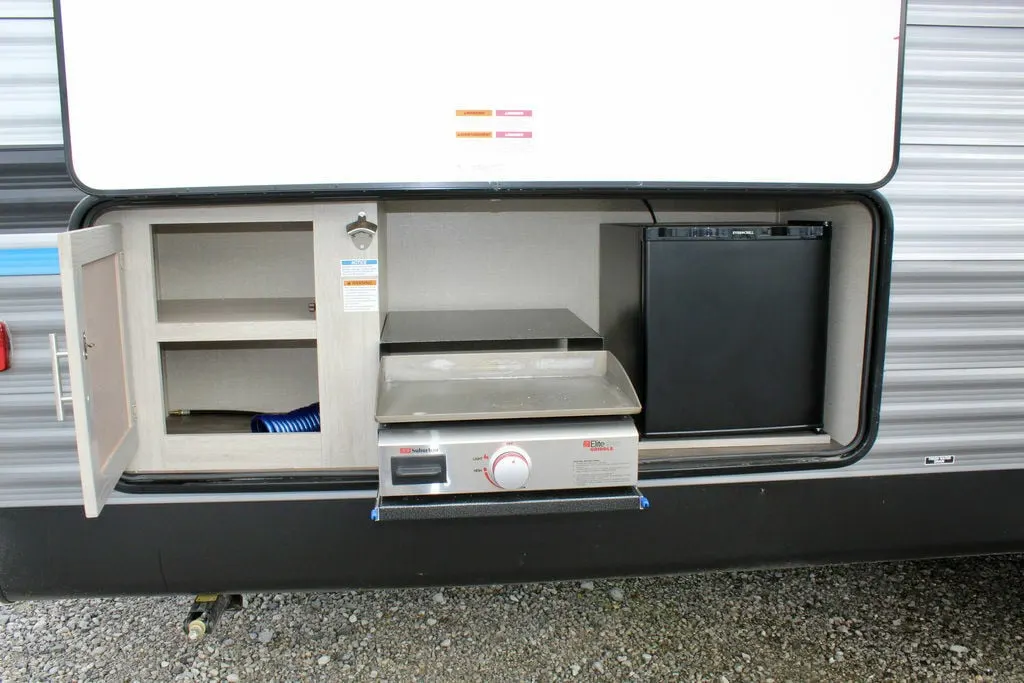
[0, 321, 9, 372]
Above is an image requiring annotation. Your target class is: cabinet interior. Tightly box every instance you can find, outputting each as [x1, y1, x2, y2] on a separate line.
[162, 340, 319, 435]
[152, 221, 316, 343]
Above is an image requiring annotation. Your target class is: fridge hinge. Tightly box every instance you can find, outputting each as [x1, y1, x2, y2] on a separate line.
[131, 403, 138, 421]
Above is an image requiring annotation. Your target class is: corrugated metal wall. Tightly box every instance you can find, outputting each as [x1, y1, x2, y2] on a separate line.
[0, 146, 81, 505]
[875, 0, 1024, 470]
[0, 1, 60, 146]
[0, 0, 1022, 506]
[0, 0, 80, 507]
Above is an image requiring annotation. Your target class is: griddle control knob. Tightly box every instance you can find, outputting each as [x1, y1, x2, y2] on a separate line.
[489, 446, 532, 490]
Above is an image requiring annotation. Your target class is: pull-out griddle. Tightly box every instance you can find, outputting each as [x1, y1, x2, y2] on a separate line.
[372, 309, 646, 521]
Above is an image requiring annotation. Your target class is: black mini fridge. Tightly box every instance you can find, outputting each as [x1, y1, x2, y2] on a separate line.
[626, 223, 832, 437]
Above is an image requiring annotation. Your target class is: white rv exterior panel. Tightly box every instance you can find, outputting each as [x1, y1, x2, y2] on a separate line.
[54, 0, 904, 192]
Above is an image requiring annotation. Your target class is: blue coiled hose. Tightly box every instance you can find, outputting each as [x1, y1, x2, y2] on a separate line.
[250, 402, 321, 433]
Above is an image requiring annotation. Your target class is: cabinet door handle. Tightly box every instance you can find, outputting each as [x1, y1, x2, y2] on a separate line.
[48, 333, 73, 421]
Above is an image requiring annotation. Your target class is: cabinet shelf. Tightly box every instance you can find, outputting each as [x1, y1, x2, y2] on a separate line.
[161, 432, 323, 471]
[156, 297, 316, 342]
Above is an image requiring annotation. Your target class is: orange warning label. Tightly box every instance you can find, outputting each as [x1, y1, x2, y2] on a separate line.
[343, 279, 377, 286]
[456, 131, 493, 138]
[456, 109, 493, 117]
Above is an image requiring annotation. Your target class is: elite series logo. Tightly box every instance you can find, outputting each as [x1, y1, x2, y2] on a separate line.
[583, 440, 615, 452]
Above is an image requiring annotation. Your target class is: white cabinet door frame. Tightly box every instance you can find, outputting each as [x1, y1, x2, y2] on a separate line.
[57, 223, 138, 517]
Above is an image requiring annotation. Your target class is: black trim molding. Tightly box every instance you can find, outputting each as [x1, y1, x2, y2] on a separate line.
[2, 469, 1024, 600]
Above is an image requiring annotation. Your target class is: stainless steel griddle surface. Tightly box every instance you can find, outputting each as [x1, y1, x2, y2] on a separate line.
[376, 350, 641, 423]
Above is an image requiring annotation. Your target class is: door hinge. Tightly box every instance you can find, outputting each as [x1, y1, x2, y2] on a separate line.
[131, 403, 137, 420]
[119, 251, 126, 270]
[82, 333, 95, 359]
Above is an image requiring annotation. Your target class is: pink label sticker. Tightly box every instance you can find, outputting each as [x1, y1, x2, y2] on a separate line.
[496, 109, 533, 117]
[496, 131, 534, 139]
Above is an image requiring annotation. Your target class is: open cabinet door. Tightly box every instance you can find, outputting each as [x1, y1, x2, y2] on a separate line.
[56, 224, 138, 518]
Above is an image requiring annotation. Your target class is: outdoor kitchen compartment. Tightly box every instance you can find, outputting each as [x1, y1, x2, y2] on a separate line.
[43, 0, 902, 533]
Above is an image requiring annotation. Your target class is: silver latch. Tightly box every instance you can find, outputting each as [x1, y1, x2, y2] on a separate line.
[346, 212, 377, 251]
[83, 333, 95, 360]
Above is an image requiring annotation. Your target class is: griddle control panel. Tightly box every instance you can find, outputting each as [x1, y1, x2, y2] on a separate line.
[377, 418, 638, 498]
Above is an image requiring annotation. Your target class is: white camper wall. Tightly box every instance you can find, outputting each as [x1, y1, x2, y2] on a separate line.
[55, 0, 904, 191]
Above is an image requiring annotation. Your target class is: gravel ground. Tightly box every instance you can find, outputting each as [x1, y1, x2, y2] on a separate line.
[2, 555, 1023, 682]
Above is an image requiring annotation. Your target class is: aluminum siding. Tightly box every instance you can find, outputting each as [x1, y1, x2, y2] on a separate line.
[0, 7, 60, 146]
[0, 1, 1022, 506]
[875, 4, 1024, 472]
[0, 146, 81, 505]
